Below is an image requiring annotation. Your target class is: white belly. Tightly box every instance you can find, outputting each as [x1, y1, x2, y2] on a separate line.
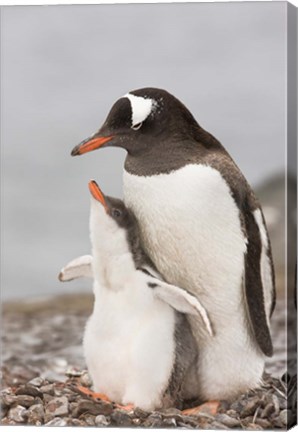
[123, 164, 265, 400]
[83, 276, 176, 410]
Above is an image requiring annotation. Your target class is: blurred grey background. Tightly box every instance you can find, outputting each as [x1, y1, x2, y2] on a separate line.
[1, 3, 288, 300]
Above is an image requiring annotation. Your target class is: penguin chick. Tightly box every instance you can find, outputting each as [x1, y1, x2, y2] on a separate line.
[83, 180, 212, 411]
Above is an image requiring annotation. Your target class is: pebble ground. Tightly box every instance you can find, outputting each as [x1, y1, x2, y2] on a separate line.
[1, 293, 296, 429]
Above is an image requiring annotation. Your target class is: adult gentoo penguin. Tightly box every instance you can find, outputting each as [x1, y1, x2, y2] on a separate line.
[71, 88, 276, 401]
[79, 180, 212, 410]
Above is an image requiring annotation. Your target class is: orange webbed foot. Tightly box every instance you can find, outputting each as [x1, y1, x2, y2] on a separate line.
[182, 400, 220, 416]
[76, 385, 111, 402]
[115, 403, 135, 412]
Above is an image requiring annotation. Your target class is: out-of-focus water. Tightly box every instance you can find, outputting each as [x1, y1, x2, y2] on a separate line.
[1, 3, 286, 300]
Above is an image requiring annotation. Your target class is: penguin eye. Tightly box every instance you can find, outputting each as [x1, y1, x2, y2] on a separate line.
[112, 208, 122, 219]
[131, 122, 143, 131]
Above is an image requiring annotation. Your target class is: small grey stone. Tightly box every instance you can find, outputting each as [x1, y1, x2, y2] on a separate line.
[271, 394, 280, 415]
[192, 412, 215, 421]
[162, 417, 177, 427]
[45, 417, 68, 426]
[67, 393, 78, 403]
[28, 376, 44, 387]
[46, 396, 69, 417]
[95, 414, 111, 427]
[201, 421, 217, 430]
[43, 394, 53, 404]
[261, 403, 275, 418]
[27, 404, 45, 425]
[69, 401, 78, 413]
[240, 397, 261, 418]
[0, 417, 17, 426]
[179, 415, 200, 427]
[149, 411, 163, 420]
[65, 367, 84, 377]
[230, 400, 245, 412]
[143, 413, 163, 428]
[53, 388, 64, 397]
[14, 394, 35, 408]
[162, 414, 184, 423]
[134, 406, 149, 418]
[8, 405, 27, 423]
[111, 409, 133, 426]
[70, 418, 85, 426]
[74, 399, 113, 416]
[278, 398, 287, 410]
[44, 412, 54, 423]
[143, 418, 163, 428]
[84, 414, 96, 426]
[245, 423, 263, 430]
[215, 413, 241, 427]
[0, 387, 13, 396]
[177, 421, 194, 429]
[1, 406, 9, 418]
[60, 387, 74, 395]
[15, 384, 43, 398]
[210, 421, 229, 430]
[132, 418, 142, 426]
[258, 394, 267, 408]
[226, 409, 237, 417]
[2, 394, 17, 407]
[34, 396, 43, 405]
[279, 409, 292, 426]
[161, 407, 183, 419]
[79, 371, 93, 387]
[242, 415, 254, 424]
[41, 370, 66, 383]
[255, 417, 272, 428]
[218, 400, 230, 412]
[40, 384, 55, 395]
[161, 407, 182, 415]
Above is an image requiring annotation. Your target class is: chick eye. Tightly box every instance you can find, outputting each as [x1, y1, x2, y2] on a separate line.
[112, 208, 122, 218]
[131, 122, 143, 131]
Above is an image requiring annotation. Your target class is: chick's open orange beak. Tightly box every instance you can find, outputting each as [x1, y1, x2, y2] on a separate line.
[88, 180, 108, 211]
[72, 135, 114, 156]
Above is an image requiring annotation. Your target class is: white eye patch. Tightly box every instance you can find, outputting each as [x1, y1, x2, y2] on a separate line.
[123, 93, 156, 128]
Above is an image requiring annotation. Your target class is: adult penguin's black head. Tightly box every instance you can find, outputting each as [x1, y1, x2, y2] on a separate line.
[71, 87, 219, 158]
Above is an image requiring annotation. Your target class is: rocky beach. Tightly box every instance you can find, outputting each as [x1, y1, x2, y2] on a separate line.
[1, 292, 296, 429]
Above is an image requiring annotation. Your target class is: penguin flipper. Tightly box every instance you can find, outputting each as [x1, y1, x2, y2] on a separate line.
[59, 255, 93, 282]
[143, 273, 213, 336]
[243, 205, 275, 357]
